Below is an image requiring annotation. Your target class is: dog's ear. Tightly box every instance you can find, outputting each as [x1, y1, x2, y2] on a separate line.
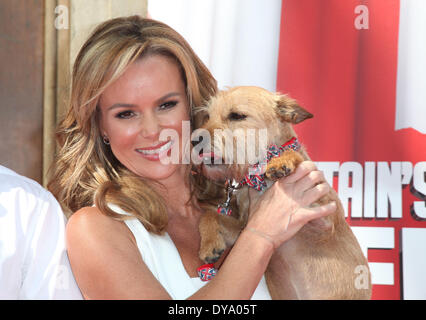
[274, 94, 313, 124]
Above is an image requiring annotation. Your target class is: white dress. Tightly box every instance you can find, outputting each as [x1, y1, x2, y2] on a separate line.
[109, 204, 272, 300]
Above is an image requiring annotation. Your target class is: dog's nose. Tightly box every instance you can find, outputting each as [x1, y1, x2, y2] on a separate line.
[191, 135, 203, 147]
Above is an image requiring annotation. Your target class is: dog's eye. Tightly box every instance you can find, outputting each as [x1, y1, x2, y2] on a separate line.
[228, 112, 247, 121]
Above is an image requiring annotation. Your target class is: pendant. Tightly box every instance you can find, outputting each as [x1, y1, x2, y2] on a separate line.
[197, 263, 217, 281]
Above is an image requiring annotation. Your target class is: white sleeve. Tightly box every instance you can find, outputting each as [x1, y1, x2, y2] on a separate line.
[18, 190, 82, 300]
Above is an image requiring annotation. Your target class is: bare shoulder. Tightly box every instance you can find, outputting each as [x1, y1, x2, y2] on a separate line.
[66, 206, 170, 299]
[69, 205, 119, 228]
[66, 206, 137, 269]
[67, 206, 134, 244]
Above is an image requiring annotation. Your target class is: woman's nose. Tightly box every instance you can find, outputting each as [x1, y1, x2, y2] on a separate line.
[140, 112, 161, 139]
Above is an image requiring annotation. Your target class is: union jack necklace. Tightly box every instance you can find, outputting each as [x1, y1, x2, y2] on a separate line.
[197, 263, 217, 281]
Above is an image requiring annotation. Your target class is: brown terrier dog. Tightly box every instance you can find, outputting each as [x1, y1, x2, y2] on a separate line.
[194, 86, 371, 299]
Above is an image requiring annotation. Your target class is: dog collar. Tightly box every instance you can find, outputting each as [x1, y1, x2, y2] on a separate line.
[240, 137, 301, 192]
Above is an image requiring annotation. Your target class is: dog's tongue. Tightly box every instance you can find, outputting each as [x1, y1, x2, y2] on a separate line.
[199, 152, 221, 164]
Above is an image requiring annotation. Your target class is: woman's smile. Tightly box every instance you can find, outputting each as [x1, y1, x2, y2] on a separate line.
[135, 139, 174, 161]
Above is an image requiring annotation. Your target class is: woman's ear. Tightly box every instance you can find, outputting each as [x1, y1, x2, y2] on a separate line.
[274, 94, 313, 124]
[96, 105, 107, 140]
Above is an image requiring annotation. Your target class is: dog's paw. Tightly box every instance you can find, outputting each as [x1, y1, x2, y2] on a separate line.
[265, 160, 295, 181]
[265, 165, 292, 181]
[204, 248, 225, 264]
[199, 235, 227, 264]
[265, 150, 303, 181]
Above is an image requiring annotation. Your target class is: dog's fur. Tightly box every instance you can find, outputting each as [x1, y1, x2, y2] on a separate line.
[194, 86, 371, 299]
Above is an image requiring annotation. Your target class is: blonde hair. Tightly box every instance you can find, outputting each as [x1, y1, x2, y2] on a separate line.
[48, 16, 217, 234]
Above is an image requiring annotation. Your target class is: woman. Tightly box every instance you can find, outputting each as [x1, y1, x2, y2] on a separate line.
[48, 16, 335, 299]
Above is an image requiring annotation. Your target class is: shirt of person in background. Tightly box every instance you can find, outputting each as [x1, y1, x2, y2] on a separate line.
[0, 165, 82, 299]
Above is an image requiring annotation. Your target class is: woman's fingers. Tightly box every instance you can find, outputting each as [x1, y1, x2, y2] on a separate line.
[289, 202, 336, 229]
[279, 161, 317, 184]
[300, 201, 337, 222]
[278, 160, 330, 207]
[302, 182, 331, 206]
[247, 160, 337, 248]
[296, 170, 325, 192]
[277, 201, 336, 244]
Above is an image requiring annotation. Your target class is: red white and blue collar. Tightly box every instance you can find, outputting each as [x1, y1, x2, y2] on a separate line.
[239, 137, 301, 192]
[216, 137, 301, 216]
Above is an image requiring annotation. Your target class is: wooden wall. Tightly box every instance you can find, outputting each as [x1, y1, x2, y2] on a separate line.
[0, 0, 44, 182]
[0, 0, 147, 185]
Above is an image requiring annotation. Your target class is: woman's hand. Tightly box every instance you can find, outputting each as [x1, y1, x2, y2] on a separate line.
[245, 161, 336, 249]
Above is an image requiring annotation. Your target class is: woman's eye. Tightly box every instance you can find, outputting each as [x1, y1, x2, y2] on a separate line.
[115, 110, 135, 119]
[159, 100, 178, 110]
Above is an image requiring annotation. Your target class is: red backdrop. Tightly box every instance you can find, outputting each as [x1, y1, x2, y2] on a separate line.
[277, 0, 426, 299]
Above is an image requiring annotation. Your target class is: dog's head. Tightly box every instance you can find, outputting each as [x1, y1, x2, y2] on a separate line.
[193, 86, 312, 181]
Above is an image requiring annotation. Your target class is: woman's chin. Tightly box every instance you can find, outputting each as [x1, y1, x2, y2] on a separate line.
[129, 162, 182, 182]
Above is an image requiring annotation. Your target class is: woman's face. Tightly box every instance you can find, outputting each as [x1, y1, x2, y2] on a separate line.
[98, 54, 191, 181]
